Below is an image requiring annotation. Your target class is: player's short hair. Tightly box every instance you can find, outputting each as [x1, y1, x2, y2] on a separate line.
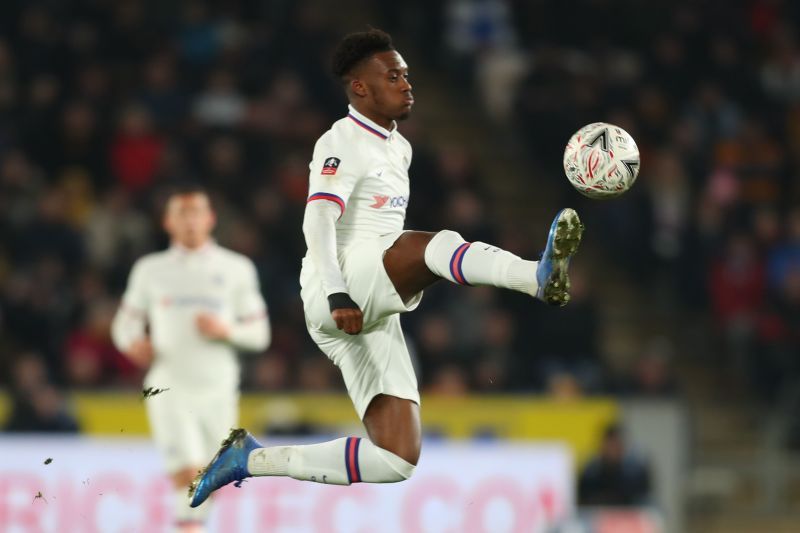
[166, 182, 209, 199]
[331, 28, 394, 81]
[161, 182, 213, 215]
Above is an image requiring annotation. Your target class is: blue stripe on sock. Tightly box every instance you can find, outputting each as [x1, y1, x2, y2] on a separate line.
[345, 437, 353, 484]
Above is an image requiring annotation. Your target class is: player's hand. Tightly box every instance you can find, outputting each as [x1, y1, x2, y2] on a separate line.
[331, 308, 363, 335]
[328, 293, 363, 335]
[126, 338, 154, 368]
[196, 313, 231, 341]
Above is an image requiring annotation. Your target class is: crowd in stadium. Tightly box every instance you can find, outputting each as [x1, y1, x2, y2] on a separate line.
[2, 0, 800, 433]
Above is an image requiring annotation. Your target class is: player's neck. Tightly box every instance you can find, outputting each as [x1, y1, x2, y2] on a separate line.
[171, 239, 214, 254]
[349, 103, 394, 131]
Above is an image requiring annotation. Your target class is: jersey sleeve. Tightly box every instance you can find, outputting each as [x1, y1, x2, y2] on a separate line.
[306, 132, 363, 217]
[111, 259, 150, 352]
[302, 200, 349, 296]
[228, 260, 271, 352]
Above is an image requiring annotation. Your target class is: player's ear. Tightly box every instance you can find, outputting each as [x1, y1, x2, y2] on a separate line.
[162, 196, 174, 233]
[350, 77, 368, 98]
[162, 212, 172, 234]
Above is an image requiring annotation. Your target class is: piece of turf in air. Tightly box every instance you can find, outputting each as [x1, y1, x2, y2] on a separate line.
[44, 458, 52, 465]
[142, 387, 170, 399]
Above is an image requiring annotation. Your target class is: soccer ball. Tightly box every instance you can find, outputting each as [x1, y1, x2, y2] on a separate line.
[563, 122, 640, 199]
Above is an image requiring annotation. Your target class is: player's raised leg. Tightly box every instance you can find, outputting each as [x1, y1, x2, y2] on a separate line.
[189, 395, 418, 508]
[386, 208, 584, 306]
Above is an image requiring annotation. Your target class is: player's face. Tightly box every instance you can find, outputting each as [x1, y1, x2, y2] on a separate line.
[362, 50, 414, 122]
[163, 193, 216, 249]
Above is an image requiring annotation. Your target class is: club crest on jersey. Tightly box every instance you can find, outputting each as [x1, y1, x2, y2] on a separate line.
[321, 157, 341, 175]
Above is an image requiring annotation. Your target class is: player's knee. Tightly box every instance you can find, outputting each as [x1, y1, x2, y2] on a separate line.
[377, 446, 416, 481]
[430, 229, 465, 249]
[400, 439, 421, 467]
[371, 433, 420, 467]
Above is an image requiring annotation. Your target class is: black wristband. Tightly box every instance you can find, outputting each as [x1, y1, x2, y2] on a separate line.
[328, 292, 359, 312]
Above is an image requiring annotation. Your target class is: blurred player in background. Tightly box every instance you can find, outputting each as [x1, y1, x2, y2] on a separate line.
[111, 184, 271, 533]
[190, 29, 582, 505]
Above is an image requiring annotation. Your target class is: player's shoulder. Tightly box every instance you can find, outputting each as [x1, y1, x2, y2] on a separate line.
[315, 117, 361, 150]
[125, 250, 169, 281]
[132, 250, 170, 271]
[211, 245, 257, 272]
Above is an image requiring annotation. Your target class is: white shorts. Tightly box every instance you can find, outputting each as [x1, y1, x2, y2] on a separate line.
[300, 231, 423, 419]
[144, 386, 238, 473]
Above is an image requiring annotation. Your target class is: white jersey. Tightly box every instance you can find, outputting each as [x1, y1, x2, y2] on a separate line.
[111, 242, 270, 394]
[306, 105, 412, 249]
[301, 105, 413, 296]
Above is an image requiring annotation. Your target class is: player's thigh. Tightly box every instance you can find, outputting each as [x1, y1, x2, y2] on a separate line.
[382, 231, 439, 302]
[345, 232, 425, 326]
[145, 393, 208, 474]
[312, 313, 420, 421]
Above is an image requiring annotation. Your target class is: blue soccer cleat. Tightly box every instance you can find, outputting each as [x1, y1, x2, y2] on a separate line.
[189, 428, 262, 508]
[536, 208, 584, 306]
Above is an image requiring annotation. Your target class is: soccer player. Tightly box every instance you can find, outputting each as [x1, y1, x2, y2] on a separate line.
[111, 184, 271, 532]
[189, 29, 582, 506]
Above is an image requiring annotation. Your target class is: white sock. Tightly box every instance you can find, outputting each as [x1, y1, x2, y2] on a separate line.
[246, 437, 415, 485]
[173, 487, 208, 532]
[424, 229, 538, 296]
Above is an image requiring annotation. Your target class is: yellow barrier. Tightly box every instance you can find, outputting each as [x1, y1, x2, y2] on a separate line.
[0, 392, 618, 465]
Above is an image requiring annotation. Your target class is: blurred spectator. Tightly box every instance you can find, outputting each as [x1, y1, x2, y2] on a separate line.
[297, 356, 341, 392]
[138, 53, 187, 131]
[50, 101, 108, 191]
[415, 312, 460, 387]
[443, 0, 516, 81]
[709, 233, 765, 368]
[192, 69, 246, 128]
[65, 299, 141, 387]
[760, 28, 800, 104]
[84, 188, 153, 271]
[517, 266, 603, 393]
[109, 104, 165, 193]
[616, 337, 679, 397]
[578, 423, 652, 507]
[11, 187, 85, 272]
[426, 364, 470, 396]
[753, 268, 800, 401]
[767, 208, 800, 292]
[4, 353, 80, 433]
[244, 352, 291, 391]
